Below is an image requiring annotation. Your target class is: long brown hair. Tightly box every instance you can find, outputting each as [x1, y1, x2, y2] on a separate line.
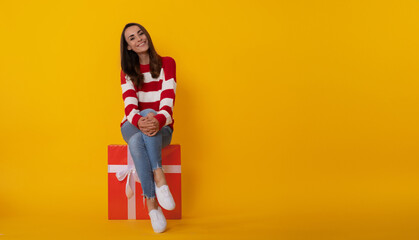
[120, 23, 162, 88]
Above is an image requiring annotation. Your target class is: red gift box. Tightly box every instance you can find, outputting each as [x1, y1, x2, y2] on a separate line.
[108, 144, 181, 219]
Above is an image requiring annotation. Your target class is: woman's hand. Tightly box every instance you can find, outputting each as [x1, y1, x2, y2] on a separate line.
[144, 112, 159, 136]
[137, 112, 160, 136]
[138, 118, 154, 136]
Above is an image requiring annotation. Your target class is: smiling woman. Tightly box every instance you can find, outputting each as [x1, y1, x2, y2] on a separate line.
[119, 23, 177, 233]
[120, 23, 163, 89]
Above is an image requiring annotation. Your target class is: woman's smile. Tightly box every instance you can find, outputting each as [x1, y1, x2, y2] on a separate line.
[137, 41, 146, 47]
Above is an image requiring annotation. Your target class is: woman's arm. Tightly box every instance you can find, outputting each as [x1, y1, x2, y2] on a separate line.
[153, 57, 177, 131]
[120, 70, 147, 130]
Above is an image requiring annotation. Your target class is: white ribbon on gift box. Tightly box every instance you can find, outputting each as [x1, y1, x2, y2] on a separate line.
[108, 147, 181, 219]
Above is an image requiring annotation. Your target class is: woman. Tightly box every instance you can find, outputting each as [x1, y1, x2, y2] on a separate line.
[119, 22, 177, 233]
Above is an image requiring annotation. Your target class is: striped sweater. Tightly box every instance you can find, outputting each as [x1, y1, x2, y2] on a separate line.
[120, 56, 176, 131]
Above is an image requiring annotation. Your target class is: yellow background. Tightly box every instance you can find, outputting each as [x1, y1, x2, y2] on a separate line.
[1, 0, 418, 239]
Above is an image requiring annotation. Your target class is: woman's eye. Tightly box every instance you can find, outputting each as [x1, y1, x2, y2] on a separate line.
[139, 32, 144, 35]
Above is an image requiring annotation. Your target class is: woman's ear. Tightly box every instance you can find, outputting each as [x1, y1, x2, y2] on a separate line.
[127, 46, 131, 51]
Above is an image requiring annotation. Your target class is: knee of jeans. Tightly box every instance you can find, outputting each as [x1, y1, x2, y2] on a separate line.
[140, 108, 157, 117]
[127, 132, 144, 146]
[141, 129, 162, 140]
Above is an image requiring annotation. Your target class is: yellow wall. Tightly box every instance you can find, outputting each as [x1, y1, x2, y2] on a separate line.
[1, 0, 418, 235]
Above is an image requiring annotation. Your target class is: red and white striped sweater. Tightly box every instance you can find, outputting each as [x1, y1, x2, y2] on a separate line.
[120, 56, 176, 131]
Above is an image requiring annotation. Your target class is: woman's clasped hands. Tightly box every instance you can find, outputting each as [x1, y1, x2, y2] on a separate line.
[138, 112, 160, 137]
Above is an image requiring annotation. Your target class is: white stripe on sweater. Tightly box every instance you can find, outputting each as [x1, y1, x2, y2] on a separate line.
[124, 97, 138, 108]
[121, 83, 133, 93]
[137, 90, 162, 103]
[127, 109, 140, 123]
[142, 72, 161, 83]
[158, 109, 172, 125]
[162, 78, 176, 93]
[160, 98, 173, 109]
[143, 68, 165, 83]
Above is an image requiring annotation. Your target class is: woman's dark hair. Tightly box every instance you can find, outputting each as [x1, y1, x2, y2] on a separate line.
[120, 23, 162, 88]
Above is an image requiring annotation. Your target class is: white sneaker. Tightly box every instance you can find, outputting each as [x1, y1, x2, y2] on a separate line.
[148, 206, 166, 233]
[155, 183, 176, 211]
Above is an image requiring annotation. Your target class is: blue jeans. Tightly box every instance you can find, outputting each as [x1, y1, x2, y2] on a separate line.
[120, 109, 173, 199]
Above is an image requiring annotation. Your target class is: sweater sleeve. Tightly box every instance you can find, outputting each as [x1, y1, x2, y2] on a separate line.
[121, 70, 142, 129]
[154, 57, 177, 131]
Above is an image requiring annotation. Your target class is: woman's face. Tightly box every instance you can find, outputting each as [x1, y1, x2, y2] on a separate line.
[124, 25, 149, 54]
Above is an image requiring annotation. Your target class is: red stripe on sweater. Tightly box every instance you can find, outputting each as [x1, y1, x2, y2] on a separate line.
[139, 101, 160, 110]
[161, 105, 173, 115]
[141, 80, 163, 92]
[161, 89, 175, 99]
[125, 104, 137, 116]
[122, 89, 137, 99]
[162, 57, 176, 80]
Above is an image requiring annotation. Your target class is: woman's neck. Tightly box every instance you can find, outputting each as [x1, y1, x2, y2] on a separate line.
[138, 52, 150, 65]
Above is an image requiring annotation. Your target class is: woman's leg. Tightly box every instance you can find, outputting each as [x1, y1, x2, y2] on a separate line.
[120, 120, 157, 209]
[138, 109, 173, 187]
[152, 126, 173, 187]
[121, 109, 174, 211]
[138, 109, 174, 211]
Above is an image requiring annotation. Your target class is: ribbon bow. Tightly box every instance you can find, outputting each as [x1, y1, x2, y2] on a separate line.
[115, 167, 141, 199]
